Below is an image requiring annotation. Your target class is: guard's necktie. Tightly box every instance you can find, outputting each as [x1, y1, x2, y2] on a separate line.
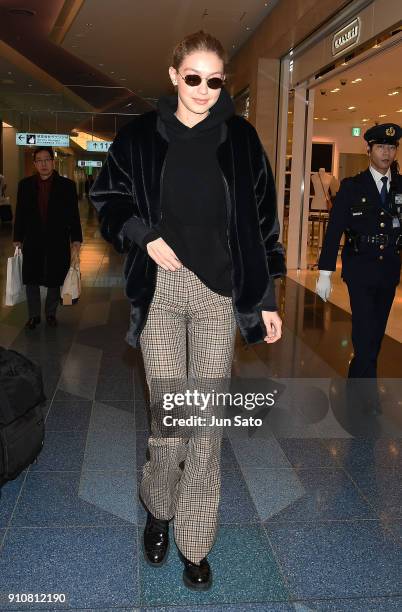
[380, 176, 388, 206]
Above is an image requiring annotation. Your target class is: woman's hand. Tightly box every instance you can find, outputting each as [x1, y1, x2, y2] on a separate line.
[146, 237, 182, 271]
[261, 311, 282, 343]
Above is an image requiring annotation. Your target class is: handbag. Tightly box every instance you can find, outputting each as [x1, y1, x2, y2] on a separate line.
[60, 253, 81, 305]
[5, 247, 25, 306]
[0, 196, 13, 224]
[0, 346, 46, 487]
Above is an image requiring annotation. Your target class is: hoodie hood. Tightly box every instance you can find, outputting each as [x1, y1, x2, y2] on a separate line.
[157, 87, 235, 140]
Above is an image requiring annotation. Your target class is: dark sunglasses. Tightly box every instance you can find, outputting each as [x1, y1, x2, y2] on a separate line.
[177, 71, 225, 90]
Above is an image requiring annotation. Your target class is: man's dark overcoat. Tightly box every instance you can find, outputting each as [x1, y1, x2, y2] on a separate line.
[13, 171, 83, 287]
[90, 111, 286, 348]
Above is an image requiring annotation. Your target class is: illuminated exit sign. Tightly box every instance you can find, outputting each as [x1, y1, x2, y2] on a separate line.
[351, 127, 361, 137]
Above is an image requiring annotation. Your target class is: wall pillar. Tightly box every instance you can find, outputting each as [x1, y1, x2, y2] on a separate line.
[2, 126, 24, 211]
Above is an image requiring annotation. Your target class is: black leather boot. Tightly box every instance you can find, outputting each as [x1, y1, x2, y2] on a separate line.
[181, 554, 212, 590]
[143, 512, 169, 566]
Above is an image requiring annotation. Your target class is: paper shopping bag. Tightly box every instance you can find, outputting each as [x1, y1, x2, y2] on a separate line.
[5, 247, 25, 306]
[60, 261, 81, 305]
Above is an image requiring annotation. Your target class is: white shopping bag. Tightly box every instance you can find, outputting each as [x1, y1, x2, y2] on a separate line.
[5, 246, 25, 306]
[60, 259, 81, 305]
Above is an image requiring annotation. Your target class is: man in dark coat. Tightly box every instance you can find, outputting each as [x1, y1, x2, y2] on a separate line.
[13, 147, 83, 329]
[316, 123, 402, 412]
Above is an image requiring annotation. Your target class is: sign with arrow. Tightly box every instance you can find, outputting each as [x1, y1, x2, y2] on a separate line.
[86, 141, 112, 152]
[16, 133, 70, 147]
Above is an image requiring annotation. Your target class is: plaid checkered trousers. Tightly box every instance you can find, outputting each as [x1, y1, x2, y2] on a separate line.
[139, 265, 237, 563]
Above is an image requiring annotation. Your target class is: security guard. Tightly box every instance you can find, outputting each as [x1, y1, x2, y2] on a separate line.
[316, 123, 402, 406]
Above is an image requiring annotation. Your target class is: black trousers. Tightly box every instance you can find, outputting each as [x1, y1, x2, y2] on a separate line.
[25, 285, 60, 318]
[346, 281, 396, 379]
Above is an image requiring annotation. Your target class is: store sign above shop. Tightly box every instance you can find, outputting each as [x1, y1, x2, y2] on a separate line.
[78, 160, 102, 168]
[332, 18, 360, 56]
[16, 132, 70, 147]
[86, 141, 112, 152]
[351, 127, 361, 137]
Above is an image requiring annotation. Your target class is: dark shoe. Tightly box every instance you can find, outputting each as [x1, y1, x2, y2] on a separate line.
[25, 316, 40, 330]
[143, 512, 169, 566]
[46, 315, 58, 327]
[182, 554, 212, 591]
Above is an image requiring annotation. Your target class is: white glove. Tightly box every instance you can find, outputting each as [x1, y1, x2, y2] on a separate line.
[316, 270, 332, 301]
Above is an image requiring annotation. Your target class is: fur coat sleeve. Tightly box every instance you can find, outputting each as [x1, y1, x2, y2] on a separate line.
[89, 128, 154, 253]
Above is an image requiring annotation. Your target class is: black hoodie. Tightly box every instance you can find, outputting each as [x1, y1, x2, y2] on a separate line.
[145, 88, 235, 297]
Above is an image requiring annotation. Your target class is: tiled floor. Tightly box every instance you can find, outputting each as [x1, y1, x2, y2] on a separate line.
[0, 200, 401, 611]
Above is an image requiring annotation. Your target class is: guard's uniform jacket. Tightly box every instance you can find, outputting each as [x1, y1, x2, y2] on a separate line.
[319, 168, 402, 285]
[319, 167, 402, 378]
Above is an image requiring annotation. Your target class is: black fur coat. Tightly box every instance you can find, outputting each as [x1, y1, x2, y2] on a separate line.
[90, 110, 286, 348]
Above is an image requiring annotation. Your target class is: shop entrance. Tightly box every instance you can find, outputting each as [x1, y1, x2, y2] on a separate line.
[280, 28, 402, 272]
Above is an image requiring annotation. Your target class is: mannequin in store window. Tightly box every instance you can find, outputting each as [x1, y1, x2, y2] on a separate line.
[311, 167, 339, 211]
[316, 123, 402, 414]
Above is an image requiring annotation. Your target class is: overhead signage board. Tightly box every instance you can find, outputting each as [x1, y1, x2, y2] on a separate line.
[332, 18, 360, 56]
[16, 133, 70, 147]
[78, 160, 103, 168]
[86, 141, 112, 152]
[351, 127, 361, 137]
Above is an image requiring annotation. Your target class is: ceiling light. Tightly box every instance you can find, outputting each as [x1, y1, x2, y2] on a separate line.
[314, 117, 319, 120]
[348, 106, 356, 110]
[361, 118, 370, 122]
[388, 90, 399, 96]
[246, 26, 251, 31]
[379, 114, 387, 117]
[322, 117, 328, 121]
[330, 87, 340, 93]
[351, 78, 362, 83]
[397, 109, 402, 113]
[288, 111, 292, 114]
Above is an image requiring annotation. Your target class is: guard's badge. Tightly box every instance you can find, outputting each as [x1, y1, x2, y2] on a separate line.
[386, 126, 395, 136]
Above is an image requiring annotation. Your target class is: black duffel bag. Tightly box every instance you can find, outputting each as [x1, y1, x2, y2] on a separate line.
[0, 347, 46, 487]
[0, 198, 13, 223]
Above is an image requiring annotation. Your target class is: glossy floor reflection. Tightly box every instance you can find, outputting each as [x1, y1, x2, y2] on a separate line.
[0, 199, 401, 611]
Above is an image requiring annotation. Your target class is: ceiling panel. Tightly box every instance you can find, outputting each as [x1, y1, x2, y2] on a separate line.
[61, 0, 279, 98]
[313, 41, 402, 125]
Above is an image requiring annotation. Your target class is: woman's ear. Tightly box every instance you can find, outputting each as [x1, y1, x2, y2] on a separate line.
[168, 66, 178, 87]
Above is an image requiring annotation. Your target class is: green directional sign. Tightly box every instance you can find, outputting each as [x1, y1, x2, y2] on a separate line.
[351, 127, 361, 137]
[78, 160, 102, 168]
